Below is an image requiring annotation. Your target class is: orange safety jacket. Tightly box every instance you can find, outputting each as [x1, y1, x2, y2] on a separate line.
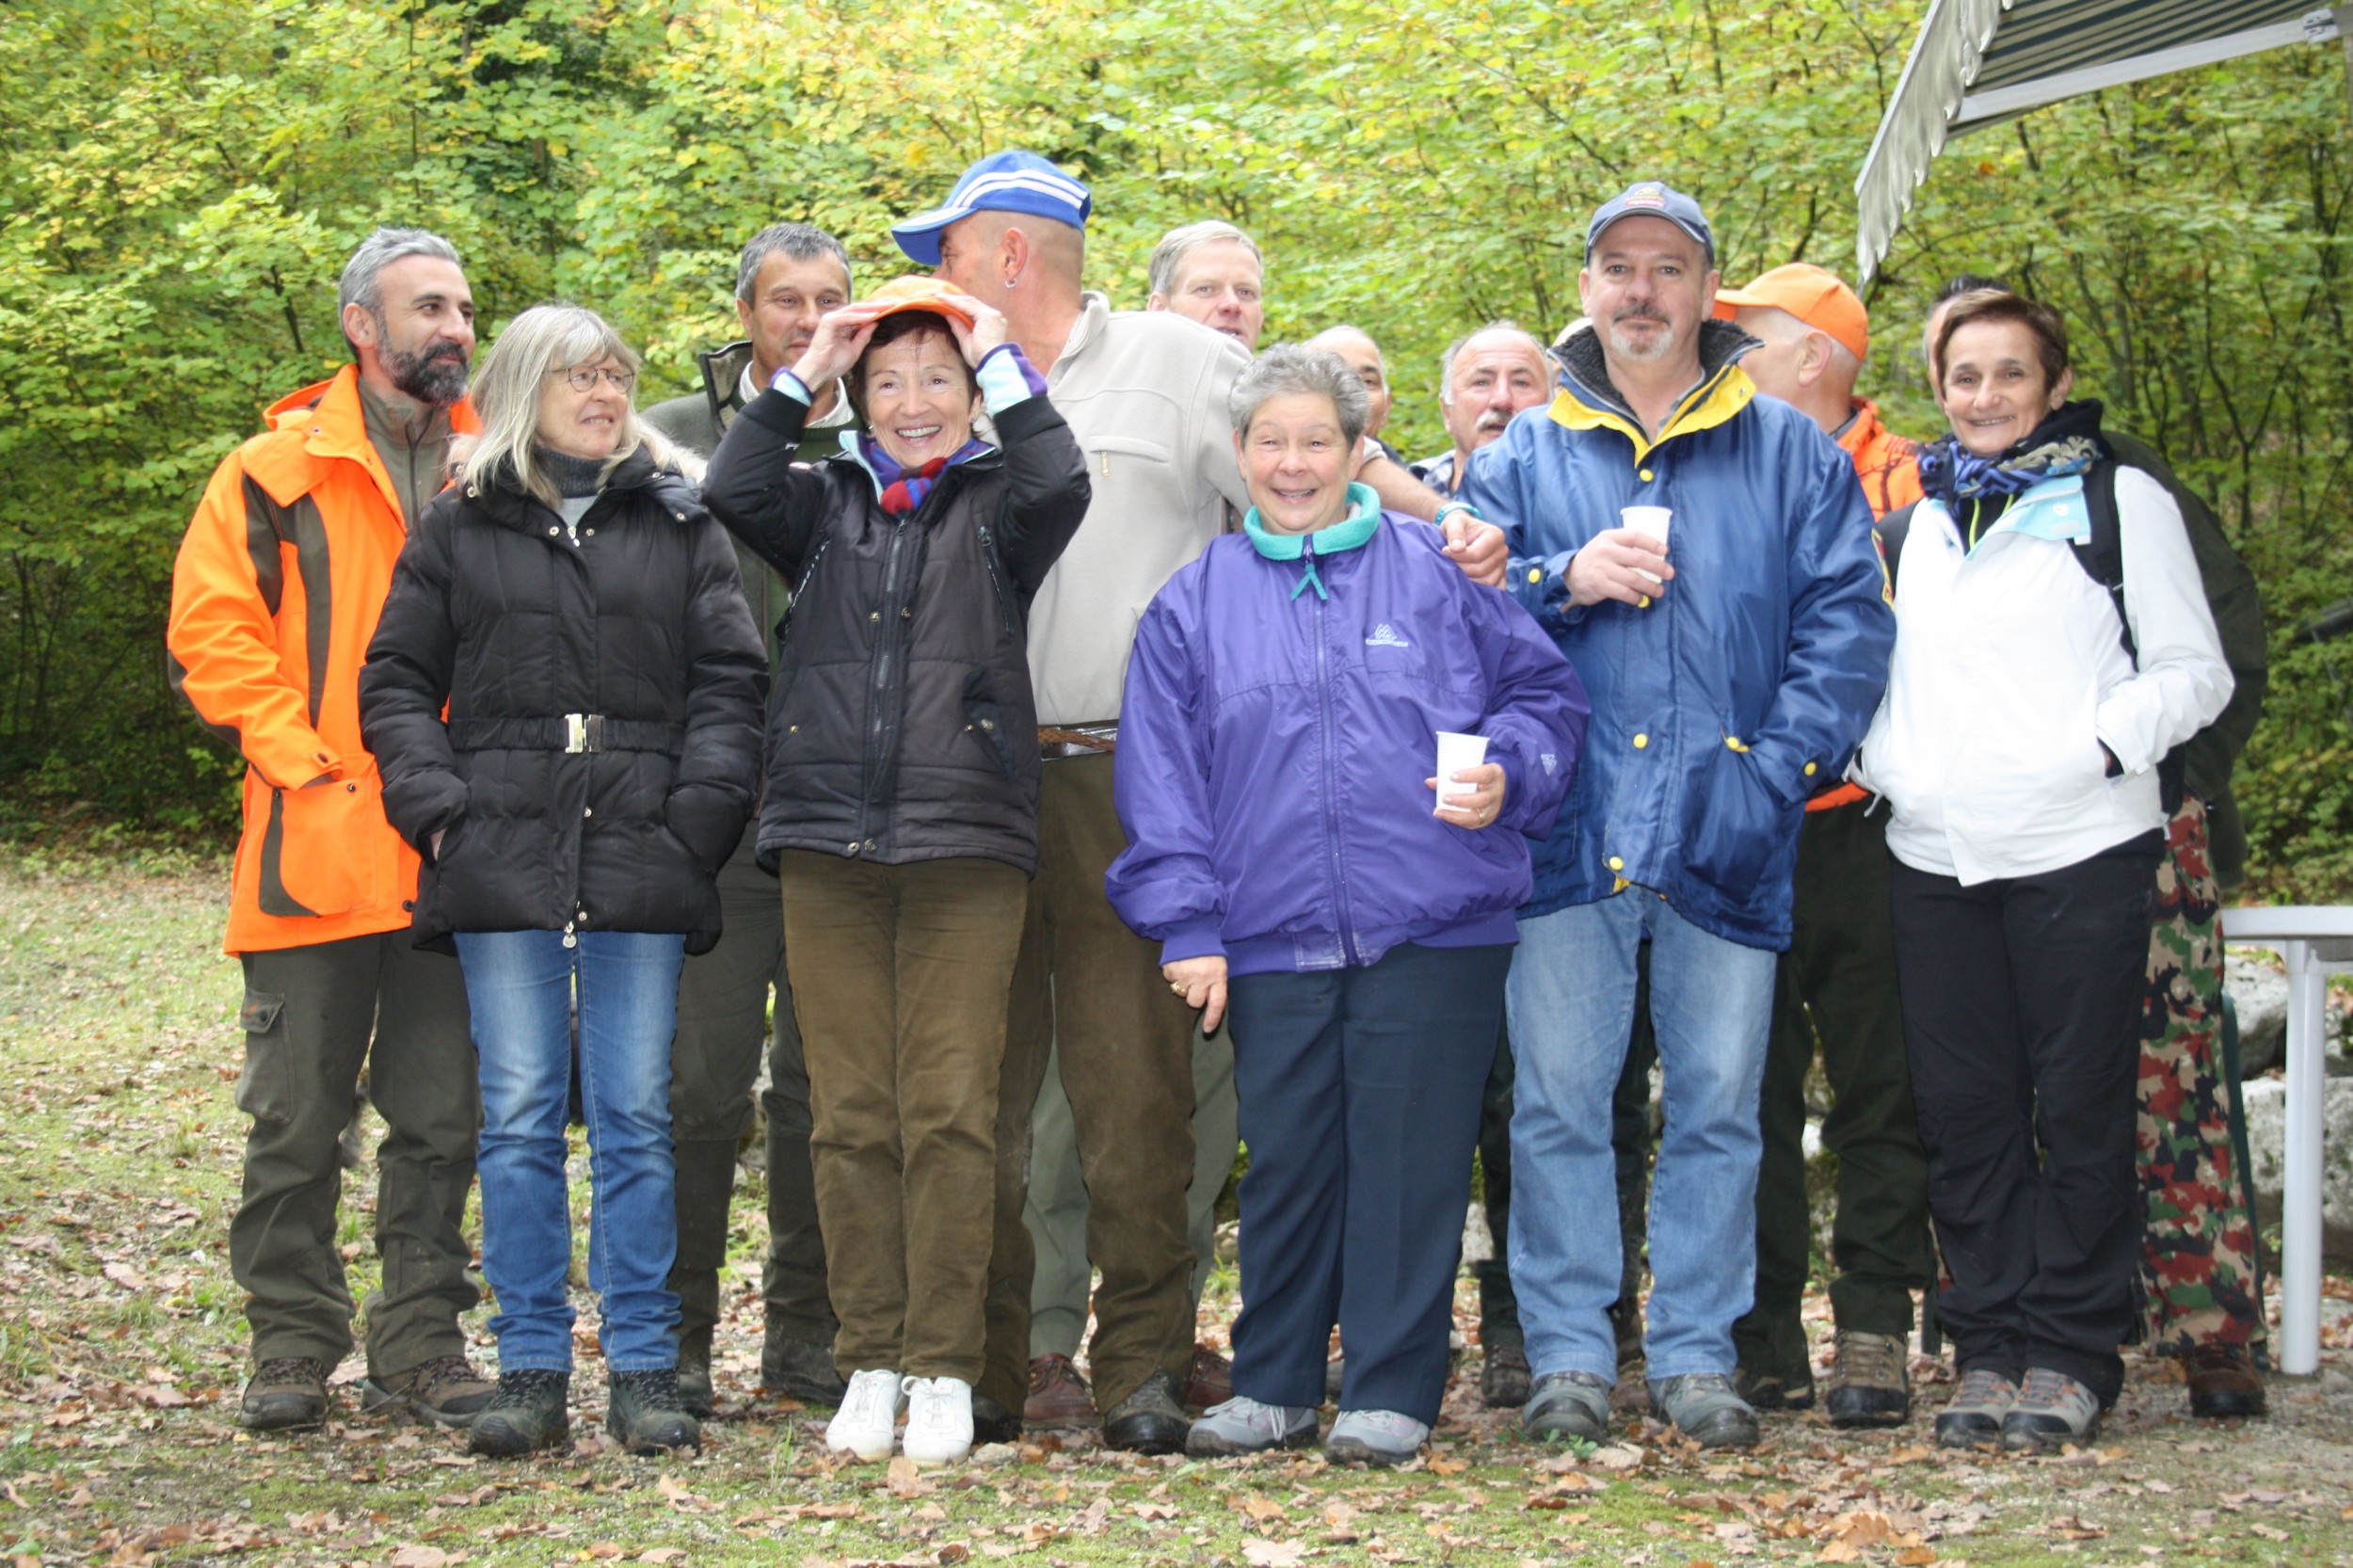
[1809, 398, 1923, 813]
[168, 365, 477, 953]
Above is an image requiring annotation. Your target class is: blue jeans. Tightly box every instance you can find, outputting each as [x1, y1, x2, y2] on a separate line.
[1507, 895, 1776, 1384]
[456, 929, 687, 1372]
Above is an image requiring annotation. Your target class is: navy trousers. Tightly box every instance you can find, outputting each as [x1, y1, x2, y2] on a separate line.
[1226, 942, 1512, 1425]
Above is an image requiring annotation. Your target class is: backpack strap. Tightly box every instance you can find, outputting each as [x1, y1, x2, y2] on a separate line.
[1874, 500, 1915, 591]
[2073, 457, 2185, 812]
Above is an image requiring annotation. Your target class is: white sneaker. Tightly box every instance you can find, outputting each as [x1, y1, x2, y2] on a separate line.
[900, 1374, 974, 1465]
[824, 1368, 903, 1460]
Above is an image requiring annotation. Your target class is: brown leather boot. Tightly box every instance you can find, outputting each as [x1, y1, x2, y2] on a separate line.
[1023, 1352, 1095, 1431]
[2183, 1342, 2265, 1419]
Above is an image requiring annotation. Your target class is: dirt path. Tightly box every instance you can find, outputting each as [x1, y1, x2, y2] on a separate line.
[3, 857, 2348, 1567]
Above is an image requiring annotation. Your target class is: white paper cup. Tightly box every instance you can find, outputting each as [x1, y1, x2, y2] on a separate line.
[1622, 505, 1671, 586]
[1435, 731, 1490, 802]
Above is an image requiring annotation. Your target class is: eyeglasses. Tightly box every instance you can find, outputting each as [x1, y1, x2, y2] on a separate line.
[551, 365, 636, 393]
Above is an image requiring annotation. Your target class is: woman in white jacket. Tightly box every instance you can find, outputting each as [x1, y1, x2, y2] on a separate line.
[1856, 290, 2231, 1454]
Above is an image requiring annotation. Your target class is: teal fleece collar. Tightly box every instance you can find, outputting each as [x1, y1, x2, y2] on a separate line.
[1243, 483, 1382, 600]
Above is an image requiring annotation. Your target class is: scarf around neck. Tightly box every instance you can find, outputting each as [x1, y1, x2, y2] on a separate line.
[1244, 483, 1382, 600]
[1917, 398, 2106, 506]
[858, 432, 992, 516]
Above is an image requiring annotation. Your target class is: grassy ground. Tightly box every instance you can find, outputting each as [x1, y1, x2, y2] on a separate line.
[3, 855, 2351, 1568]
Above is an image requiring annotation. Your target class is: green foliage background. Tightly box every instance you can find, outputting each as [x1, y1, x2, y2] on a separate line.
[2, 0, 2346, 891]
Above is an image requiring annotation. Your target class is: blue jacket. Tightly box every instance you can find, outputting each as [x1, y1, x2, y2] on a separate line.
[1106, 492, 1590, 977]
[1462, 323, 1893, 950]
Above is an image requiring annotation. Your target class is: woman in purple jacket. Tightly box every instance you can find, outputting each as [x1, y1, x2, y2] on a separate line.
[1107, 344, 1589, 1465]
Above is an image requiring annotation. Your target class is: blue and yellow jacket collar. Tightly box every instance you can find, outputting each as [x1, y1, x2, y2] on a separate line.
[1545, 318, 1760, 465]
[1244, 482, 1382, 600]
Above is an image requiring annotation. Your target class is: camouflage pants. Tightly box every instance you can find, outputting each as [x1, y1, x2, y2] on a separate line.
[2138, 794, 2266, 1354]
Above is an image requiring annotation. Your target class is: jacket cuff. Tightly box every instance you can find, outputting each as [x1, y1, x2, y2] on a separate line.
[976, 344, 1048, 414]
[2092, 701, 2149, 774]
[1744, 735, 1822, 808]
[740, 385, 813, 440]
[1512, 549, 1590, 632]
[249, 733, 344, 792]
[1159, 917, 1227, 966]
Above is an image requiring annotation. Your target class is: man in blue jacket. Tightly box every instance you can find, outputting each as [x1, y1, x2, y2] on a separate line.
[1462, 183, 1893, 1448]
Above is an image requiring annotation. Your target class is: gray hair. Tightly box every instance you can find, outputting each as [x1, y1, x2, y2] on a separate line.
[1438, 320, 1548, 405]
[338, 228, 461, 319]
[735, 222, 853, 306]
[455, 304, 680, 509]
[1229, 344, 1370, 448]
[1147, 220, 1263, 300]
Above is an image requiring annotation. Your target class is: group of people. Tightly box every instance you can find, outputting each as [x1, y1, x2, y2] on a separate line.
[166, 147, 2271, 1474]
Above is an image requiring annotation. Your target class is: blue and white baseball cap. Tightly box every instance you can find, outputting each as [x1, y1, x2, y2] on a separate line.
[1585, 181, 1715, 265]
[890, 152, 1093, 266]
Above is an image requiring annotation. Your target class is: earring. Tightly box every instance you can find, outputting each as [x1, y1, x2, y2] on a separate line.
[1005, 270, 1020, 291]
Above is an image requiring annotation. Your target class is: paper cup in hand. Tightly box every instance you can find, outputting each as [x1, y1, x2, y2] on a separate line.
[1435, 731, 1489, 803]
[1622, 505, 1671, 584]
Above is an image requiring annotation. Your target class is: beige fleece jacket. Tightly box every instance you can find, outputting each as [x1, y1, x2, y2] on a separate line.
[1028, 293, 1252, 726]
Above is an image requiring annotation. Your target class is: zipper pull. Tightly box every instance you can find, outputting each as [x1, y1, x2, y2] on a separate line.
[562, 920, 577, 950]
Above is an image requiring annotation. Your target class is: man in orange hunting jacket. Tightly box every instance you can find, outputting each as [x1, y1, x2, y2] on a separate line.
[168, 228, 490, 1434]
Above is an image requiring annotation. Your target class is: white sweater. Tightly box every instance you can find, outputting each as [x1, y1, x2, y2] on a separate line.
[1855, 465, 2232, 884]
[1024, 295, 1252, 726]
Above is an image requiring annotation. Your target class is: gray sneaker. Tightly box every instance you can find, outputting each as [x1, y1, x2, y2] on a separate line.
[1185, 1395, 1318, 1456]
[2000, 1367, 2100, 1452]
[1523, 1370, 1610, 1442]
[1934, 1367, 2018, 1449]
[1324, 1408, 1428, 1466]
[1647, 1372, 1760, 1449]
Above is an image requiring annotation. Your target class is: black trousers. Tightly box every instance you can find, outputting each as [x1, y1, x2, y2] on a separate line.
[1889, 834, 2159, 1405]
[1227, 943, 1512, 1426]
[1735, 801, 1932, 1380]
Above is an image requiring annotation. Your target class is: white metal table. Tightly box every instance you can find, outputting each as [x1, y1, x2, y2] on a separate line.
[2220, 904, 2353, 1376]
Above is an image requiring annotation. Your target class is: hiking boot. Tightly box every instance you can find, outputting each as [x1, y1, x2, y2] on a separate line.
[1523, 1370, 1610, 1443]
[2183, 1342, 2265, 1419]
[361, 1354, 496, 1428]
[825, 1368, 904, 1461]
[760, 1326, 848, 1406]
[240, 1356, 330, 1432]
[1734, 1364, 1815, 1413]
[1481, 1341, 1533, 1409]
[1648, 1372, 1760, 1449]
[1825, 1331, 1911, 1428]
[1023, 1352, 1095, 1431]
[608, 1368, 700, 1455]
[1325, 1408, 1428, 1467]
[1186, 1395, 1319, 1456]
[1934, 1367, 2017, 1449]
[1100, 1370, 1191, 1454]
[902, 1375, 974, 1465]
[675, 1354, 714, 1420]
[468, 1369, 570, 1457]
[971, 1390, 1022, 1446]
[1180, 1344, 1234, 1412]
[2001, 1367, 2100, 1452]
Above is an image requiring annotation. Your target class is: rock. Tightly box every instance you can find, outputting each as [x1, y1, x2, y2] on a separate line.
[1463, 1201, 1494, 1266]
[970, 1442, 1020, 1467]
[2226, 950, 2290, 1077]
[2237, 1077, 2353, 1265]
[1214, 1219, 1240, 1265]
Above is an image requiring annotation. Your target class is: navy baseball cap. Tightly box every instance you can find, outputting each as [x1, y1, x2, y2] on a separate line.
[891, 152, 1093, 265]
[1585, 181, 1715, 264]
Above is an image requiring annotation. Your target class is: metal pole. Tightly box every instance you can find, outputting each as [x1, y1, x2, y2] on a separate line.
[2281, 938, 2325, 1376]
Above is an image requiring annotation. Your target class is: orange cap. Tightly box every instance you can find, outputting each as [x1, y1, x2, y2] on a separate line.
[859, 275, 977, 329]
[1713, 263, 1869, 362]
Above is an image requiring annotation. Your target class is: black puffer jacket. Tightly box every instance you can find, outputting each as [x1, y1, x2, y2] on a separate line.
[702, 383, 1088, 874]
[360, 448, 767, 953]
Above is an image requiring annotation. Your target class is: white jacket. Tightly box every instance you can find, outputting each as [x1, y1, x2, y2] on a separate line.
[1855, 464, 2232, 884]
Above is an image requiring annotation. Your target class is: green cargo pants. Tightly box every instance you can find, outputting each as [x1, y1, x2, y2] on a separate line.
[665, 826, 833, 1368]
[231, 932, 478, 1379]
[1733, 798, 1933, 1382]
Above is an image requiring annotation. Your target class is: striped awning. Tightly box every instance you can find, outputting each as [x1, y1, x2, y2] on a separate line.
[1855, 0, 2345, 280]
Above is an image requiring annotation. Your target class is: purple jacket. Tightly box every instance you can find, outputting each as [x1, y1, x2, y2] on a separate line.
[1106, 505, 1589, 977]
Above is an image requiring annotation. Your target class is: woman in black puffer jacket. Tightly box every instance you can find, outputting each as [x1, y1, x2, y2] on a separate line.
[702, 276, 1087, 1467]
[360, 304, 765, 1462]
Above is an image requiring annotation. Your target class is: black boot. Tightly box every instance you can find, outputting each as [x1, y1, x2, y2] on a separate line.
[609, 1368, 702, 1455]
[469, 1369, 570, 1457]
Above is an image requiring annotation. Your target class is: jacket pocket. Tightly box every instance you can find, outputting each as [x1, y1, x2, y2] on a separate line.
[258, 765, 390, 919]
[235, 990, 293, 1126]
[962, 670, 1019, 782]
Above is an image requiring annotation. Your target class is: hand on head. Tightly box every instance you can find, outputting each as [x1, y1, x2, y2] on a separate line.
[790, 303, 886, 391]
[934, 292, 1009, 366]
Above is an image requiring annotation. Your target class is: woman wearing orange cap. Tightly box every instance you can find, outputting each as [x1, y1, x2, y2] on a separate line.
[703, 279, 1089, 1466]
